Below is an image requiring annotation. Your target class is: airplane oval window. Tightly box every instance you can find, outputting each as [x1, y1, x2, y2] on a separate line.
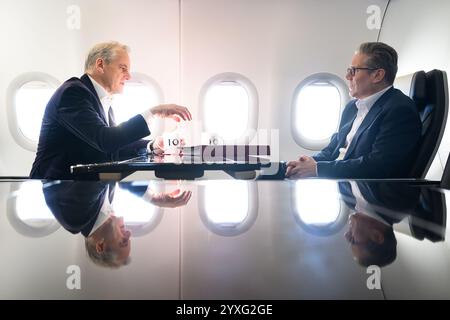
[200, 73, 258, 143]
[7, 73, 60, 151]
[112, 72, 163, 126]
[292, 180, 349, 236]
[199, 181, 258, 236]
[7, 181, 60, 238]
[291, 73, 349, 150]
[114, 182, 164, 237]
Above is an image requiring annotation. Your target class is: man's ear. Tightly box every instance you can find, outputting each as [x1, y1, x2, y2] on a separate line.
[95, 58, 105, 73]
[372, 69, 386, 84]
[370, 229, 385, 244]
[96, 238, 105, 253]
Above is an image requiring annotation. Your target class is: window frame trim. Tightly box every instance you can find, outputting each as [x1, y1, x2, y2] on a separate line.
[6, 72, 61, 152]
[291, 72, 350, 150]
[291, 180, 350, 237]
[7, 182, 61, 238]
[199, 72, 259, 144]
[198, 181, 259, 237]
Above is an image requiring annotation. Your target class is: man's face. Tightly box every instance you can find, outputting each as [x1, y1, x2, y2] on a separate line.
[105, 216, 131, 265]
[345, 213, 373, 258]
[345, 212, 387, 262]
[346, 52, 378, 99]
[101, 49, 131, 94]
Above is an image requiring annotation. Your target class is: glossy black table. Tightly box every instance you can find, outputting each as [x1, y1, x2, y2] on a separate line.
[0, 178, 448, 299]
[70, 154, 278, 180]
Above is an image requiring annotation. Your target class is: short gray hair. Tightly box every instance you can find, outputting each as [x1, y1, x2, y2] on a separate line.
[85, 237, 131, 269]
[84, 41, 130, 72]
[358, 42, 398, 85]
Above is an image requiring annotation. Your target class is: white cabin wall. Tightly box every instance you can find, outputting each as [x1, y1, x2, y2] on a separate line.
[181, 0, 387, 162]
[0, 0, 83, 175]
[379, 0, 450, 180]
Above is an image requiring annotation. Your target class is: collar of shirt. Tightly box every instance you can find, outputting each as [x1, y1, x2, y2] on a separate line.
[349, 181, 391, 227]
[88, 75, 114, 120]
[355, 85, 392, 112]
[88, 184, 115, 236]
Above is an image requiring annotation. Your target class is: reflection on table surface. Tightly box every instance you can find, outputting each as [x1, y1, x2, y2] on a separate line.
[0, 179, 448, 299]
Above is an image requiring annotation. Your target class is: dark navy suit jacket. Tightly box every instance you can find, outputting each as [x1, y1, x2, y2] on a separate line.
[30, 74, 150, 180]
[338, 181, 446, 242]
[313, 87, 422, 178]
[43, 181, 147, 237]
[338, 181, 421, 225]
[43, 181, 110, 237]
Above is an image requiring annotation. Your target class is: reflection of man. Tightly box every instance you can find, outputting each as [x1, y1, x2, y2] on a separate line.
[345, 211, 397, 268]
[43, 181, 191, 268]
[286, 42, 421, 179]
[339, 181, 446, 267]
[30, 41, 192, 180]
[340, 182, 418, 267]
[43, 181, 131, 268]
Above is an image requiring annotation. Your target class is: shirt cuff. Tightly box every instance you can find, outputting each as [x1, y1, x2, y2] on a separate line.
[140, 110, 154, 131]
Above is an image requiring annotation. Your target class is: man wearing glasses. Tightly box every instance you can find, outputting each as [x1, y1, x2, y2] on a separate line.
[286, 42, 421, 179]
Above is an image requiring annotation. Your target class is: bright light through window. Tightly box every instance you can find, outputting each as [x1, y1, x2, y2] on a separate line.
[15, 181, 55, 225]
[15, 81, 55, 143]
[294, 180, 341, 225]
[204, 82, 249, 141]
[204, 181, 249, 225]
[113, 81, 160, 125]
[113, 187, 158, 224]
[295, 82, 341, 141]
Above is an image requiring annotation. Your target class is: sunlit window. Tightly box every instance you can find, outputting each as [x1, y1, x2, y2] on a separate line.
[201, 73, 258, 143]
[204, 181, 249, 226]
[15, 181, 55, 225]
[295, 82, 340, 141]
[113, 187, 159, 224]
[112, 78, 161, 125]
[15, 81, 56, 143]
[292, 73, 349, 150]
[294, 180, 341, 225]
[203, 81, 249, 141]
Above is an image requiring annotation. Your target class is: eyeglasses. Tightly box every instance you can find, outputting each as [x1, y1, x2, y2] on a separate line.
[346, 66, 380, 77]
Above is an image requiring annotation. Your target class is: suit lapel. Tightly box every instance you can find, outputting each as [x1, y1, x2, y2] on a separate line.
[344, 88, 394, 159]
[80, 74, 108, 125]
[338, 102, 358, 149]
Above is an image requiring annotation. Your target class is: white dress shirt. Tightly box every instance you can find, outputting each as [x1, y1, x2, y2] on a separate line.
[87, 75, 154, 152]
[88, 184, 115, 236]
[349, 181, 391, 226]
[337, 85, 392, 160]
[88, 75, 114, 126]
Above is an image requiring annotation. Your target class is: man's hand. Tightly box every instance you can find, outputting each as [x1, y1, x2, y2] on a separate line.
[285, 155, 318, 178]
[148, 189, 192, 208]
[150, 104, 192, 121]
[152, 136, 165, 155]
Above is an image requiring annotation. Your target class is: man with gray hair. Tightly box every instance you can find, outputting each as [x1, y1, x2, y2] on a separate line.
[286, 42, 422, 179]
[30, 41, 192, 180]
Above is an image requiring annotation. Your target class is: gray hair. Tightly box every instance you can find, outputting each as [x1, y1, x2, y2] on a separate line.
[84, 41, 130, 72]
[358, 42, 398, 85]
[85, 237, 131, 269]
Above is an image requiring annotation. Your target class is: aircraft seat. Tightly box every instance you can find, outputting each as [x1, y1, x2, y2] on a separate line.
[395, 70, 449, 178]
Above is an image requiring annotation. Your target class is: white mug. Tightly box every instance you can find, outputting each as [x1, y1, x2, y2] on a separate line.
[202, 132, 223, 146]
[163, 132, 181, 154]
